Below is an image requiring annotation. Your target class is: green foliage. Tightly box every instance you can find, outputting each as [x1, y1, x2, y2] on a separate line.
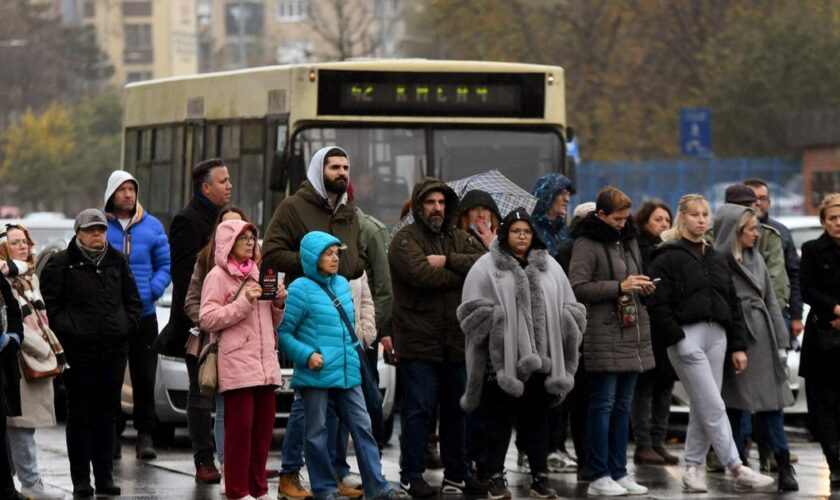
[1, 95, 122, 213]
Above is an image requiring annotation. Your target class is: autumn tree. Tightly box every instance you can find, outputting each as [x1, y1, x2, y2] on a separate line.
[1, 104, 76, 212]
[310, 0, 379, 60]
[0, 1, 112, 131]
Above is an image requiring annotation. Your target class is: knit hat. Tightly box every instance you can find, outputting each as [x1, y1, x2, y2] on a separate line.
[573, 202, 596, 221]
[724, 184, 758, 206]
[74, 209, 108, 233]
[498, 207, 546, 254]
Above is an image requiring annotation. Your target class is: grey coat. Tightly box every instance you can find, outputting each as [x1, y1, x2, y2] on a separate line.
[568, 215, 655, 373]
[457, 243, 585, 412]
[713, 204, 794, 411]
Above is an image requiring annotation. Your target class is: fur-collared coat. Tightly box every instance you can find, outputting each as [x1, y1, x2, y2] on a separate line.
[457, 242, 586, 412]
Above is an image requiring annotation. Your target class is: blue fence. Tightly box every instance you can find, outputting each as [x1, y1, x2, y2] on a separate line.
[574, 157, 803, 218]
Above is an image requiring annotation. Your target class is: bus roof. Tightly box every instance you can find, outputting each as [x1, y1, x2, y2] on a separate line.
[123, 59, 565, 128]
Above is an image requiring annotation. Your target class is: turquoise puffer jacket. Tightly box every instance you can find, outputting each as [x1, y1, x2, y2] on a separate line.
[278, 231, 361, 389]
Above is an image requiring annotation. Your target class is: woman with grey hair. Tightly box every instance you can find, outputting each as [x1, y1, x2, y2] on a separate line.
[713, 204, 797, 492]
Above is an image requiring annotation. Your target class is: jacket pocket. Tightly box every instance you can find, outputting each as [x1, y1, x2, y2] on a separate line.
[220, 330, 249, 354]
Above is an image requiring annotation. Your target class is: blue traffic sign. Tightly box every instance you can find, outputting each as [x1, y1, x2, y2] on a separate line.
[680, 108, 712, 157]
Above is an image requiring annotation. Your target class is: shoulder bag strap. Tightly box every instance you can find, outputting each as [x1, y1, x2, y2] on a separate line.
[313, 280, 358, 346]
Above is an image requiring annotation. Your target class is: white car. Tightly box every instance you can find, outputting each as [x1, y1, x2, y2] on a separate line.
[671, 215, 822, 417]
[122, 283, 397, 445]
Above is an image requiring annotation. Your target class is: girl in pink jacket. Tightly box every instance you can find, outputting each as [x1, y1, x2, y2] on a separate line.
[200, 220, 287, 500]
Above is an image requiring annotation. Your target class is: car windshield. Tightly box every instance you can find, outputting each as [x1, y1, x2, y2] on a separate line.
[293, 126, 563, 228]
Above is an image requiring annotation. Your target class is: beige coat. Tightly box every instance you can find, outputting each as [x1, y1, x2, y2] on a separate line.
[5, 276, 56, 428]
[350, 272, 376, 347]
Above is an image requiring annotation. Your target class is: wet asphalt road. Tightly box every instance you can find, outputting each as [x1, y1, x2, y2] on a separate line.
[27, 422, 840, 499]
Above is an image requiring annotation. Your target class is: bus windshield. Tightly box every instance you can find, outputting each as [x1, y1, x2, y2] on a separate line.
[294, 126, 562, 227]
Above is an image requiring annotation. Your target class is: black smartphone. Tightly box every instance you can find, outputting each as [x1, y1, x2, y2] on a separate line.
[258, 266, 278, 300]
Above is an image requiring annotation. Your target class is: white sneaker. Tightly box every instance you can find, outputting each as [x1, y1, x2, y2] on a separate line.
[682, 465, 707, 493]
[586, 476, 628, 496]
[547, 451, 578, 473]
[21, 479, 66, 499]
[341, 472, 363, 489]
[615, 475, 648, 495]
[733, 465, 775, 492]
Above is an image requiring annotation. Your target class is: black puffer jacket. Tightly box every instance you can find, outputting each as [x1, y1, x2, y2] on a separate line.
[389, 178, 486, 362]
[41, 238, 142, 353]
[645, 238, 748, 352]
[0, 278, 22, 417]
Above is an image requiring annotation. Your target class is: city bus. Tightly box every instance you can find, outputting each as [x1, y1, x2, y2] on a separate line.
[121, 59, 569, 230]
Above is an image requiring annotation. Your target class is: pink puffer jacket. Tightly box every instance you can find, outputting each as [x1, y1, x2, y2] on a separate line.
[199, 220, 282, 393]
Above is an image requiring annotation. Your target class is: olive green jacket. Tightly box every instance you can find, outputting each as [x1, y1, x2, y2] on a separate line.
[356, 207, 393, 330]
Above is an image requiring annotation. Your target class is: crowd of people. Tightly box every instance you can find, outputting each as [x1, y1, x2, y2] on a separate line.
[0, 145, 839, 500]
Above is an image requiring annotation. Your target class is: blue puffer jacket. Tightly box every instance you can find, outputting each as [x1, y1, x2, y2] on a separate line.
[278, 231, 361, 389]
[106, 206, 171, 318]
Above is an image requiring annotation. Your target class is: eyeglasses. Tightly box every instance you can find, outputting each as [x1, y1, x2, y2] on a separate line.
[7, 239, 29, 248]
[509, 228, 533, 237]
[756, 195, 770, 202]
[236, 235, 256, 244]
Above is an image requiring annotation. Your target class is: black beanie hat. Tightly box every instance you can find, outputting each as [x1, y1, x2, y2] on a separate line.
[498, 207, 546, 254]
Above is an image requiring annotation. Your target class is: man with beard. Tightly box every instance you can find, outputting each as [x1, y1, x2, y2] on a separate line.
[389, 178, 486, 498]
[263, 146, 365, 285]
[262, 146, 366, 500]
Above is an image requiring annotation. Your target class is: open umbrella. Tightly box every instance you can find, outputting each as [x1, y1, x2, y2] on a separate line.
[390, 170, 537, 236]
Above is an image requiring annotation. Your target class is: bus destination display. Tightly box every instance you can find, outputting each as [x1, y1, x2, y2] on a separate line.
[318, 70, 545, 118]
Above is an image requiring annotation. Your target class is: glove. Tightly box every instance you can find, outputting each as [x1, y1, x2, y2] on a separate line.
[0, 333, 20, 352]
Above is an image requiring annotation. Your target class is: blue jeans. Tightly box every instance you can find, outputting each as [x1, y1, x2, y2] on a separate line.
[6, 427, 40, 487]
[301, 385, 389, 499]
[280, 390, 305, 474]
[327, 415, 352, 481]
[586, 371, 637, 481]
[215, 393, 225, 465]
[399, 360, 468, 483]
[729, 410, 789, 455]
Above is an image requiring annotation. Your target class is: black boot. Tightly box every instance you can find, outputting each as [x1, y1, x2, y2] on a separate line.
[775, 450, 798, 492]
[823, 444, 840, 489]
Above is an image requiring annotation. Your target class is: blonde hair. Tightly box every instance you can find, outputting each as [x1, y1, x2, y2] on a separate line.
[662, 194, 710, 247]
[819, 193, 840, 222]
[733, 210, 757, 262]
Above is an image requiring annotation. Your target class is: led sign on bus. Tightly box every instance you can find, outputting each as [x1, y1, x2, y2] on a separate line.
[318, 70, 545, 118]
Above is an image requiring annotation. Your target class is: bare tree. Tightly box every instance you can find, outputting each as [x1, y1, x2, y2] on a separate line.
[310, 0, 378, 61]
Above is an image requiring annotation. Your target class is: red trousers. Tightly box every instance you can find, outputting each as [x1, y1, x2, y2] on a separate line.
[224, 385, 276, 499]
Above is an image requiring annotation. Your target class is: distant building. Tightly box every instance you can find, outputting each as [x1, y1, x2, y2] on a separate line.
[33, 0, 199, 88]
[198, 0, 407, 72]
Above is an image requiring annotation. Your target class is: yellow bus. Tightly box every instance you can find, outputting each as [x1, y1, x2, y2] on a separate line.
[122, 59, 569, 229]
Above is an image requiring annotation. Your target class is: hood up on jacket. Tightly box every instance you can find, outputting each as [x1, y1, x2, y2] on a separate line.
[457, 190, 502, 224]
[497, 207, 546, 256]
[300, 231, 343, 284]
[569, 211, 639, 244]
[713, 203, 763, 282]
[410, 177, 460, 234]
[531, 174, 575, 218]
[306, 146, 350, 208]
[104, 170, 141, 217]
[214, 220, 261, 276]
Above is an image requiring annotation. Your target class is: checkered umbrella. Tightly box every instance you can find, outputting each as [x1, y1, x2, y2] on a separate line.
[390, 170, 537, 236]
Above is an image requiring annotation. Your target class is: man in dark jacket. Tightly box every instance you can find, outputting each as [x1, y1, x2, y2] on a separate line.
[104, 169, 171, 460]
[389, 178, 485, 497]
[262, 146, 365, 285]
[41, 209, 142, 497]
[163, 158, 231, 483]
[262, 146, 365, 499]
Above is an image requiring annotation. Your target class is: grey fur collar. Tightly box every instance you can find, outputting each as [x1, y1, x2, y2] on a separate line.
[490, 241, 549, 273]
